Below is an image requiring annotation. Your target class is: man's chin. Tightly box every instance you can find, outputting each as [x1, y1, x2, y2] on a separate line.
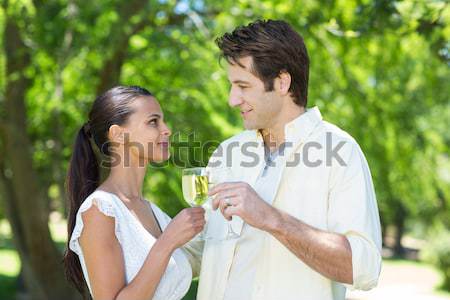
[243, 120, 258, 130]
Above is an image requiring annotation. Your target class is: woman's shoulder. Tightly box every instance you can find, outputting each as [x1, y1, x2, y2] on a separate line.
[78, 190, 120, 218]
[69, 190, 123, 255]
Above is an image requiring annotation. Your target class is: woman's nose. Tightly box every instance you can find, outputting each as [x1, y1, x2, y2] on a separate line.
[161, 122, 172, 136]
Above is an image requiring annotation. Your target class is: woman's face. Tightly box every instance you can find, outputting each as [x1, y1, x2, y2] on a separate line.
[115, 96, 172, 165]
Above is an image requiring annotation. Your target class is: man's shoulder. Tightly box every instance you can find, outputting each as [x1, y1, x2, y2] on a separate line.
[313, 120, 369, 165]
[317, 120, 358, 146]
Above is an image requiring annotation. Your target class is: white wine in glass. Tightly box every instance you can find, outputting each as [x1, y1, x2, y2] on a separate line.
[182, 167, 210, 240]
[182, 173, 209, 206]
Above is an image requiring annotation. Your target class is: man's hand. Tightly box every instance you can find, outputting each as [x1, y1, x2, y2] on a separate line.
[209, 181, 279, 230]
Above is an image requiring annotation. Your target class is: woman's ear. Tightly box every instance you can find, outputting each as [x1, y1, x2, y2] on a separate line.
[276, 70, 292, 95]
[108, 124, 126, 145]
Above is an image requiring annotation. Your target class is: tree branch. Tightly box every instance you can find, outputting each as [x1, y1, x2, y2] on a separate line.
[96, 2, 188, 94]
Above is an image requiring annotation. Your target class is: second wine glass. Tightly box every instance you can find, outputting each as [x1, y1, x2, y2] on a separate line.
[207, 167, 240, 240]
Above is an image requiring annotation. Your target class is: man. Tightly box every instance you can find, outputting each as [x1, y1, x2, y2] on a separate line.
[197, 20, 382, 300]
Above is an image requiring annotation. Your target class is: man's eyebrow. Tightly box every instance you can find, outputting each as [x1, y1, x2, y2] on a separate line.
[231, 80, 251, 85]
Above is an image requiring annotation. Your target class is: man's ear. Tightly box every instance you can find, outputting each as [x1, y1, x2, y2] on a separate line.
[108, 124, 125, 145]
[277, 70, 292, 96]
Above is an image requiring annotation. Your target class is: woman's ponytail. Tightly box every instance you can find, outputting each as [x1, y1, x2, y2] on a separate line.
[63, 123, 99, 296]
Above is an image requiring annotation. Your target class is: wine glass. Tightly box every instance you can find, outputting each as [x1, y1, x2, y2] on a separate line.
[182, 167, 210, 240]
[207, 167, 240, 240]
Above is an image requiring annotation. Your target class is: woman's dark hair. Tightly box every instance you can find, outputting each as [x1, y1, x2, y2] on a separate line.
[63, 85, 152, 296]
[216, 19, 310, 107]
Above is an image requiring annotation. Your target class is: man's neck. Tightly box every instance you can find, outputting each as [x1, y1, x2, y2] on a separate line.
[261, 105, 306, 152]
[260, 129, 283, 153]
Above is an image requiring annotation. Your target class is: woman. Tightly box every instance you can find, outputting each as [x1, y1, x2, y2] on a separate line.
[64, 86, 205, 300]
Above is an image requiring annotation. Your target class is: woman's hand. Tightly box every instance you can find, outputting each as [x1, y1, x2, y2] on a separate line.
[159, 207, 205, 251]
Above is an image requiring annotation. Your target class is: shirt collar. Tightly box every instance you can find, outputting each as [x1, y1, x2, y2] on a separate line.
[284, 106, 322, 145]
[251, 106, 323, 151]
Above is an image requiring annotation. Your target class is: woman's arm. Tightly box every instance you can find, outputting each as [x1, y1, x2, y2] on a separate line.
[115, 235, 174, 300]
[79, 203, 205, 300]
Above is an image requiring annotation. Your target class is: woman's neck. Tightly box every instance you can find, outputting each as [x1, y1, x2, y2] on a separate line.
[100, 164, 147, 203]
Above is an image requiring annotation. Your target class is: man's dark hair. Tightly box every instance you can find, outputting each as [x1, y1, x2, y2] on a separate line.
[216, 19, 310, 107]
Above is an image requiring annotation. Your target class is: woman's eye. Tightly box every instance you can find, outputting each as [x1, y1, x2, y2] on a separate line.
[148, 119, 158, 125]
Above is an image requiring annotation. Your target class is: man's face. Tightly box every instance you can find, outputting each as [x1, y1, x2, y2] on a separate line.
[227, 56, 282, 130]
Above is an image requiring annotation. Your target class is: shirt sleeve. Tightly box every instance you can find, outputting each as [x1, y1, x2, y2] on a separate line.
[327, 140, 382, 291]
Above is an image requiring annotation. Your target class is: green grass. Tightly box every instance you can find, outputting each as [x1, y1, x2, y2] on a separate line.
[0, 216, 68, 299]
[0, 219, 21, 300]
[0, 249, 21, 300]
[0, 274, 17, 300]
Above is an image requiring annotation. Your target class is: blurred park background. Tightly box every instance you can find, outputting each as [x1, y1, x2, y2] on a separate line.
[0, 0, 449, 299]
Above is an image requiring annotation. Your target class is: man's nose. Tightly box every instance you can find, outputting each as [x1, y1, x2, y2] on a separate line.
[228, 89, 243, 107]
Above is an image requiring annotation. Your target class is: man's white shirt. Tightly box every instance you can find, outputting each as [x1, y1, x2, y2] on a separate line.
[191, 107, 382, 300]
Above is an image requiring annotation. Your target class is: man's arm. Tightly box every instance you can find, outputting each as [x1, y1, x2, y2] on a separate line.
[264, 208, 353, 284]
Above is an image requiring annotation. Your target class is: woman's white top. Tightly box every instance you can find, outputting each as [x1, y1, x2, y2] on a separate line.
[69, 190, 192, 300]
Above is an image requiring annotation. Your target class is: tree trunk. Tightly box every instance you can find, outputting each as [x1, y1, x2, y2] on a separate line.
[381, 217, 387, 248]
[96, 38, 130, 95]
[393, 202, 406, 257]
[95, 0, 151, 95]
[2, 14, 79, 300]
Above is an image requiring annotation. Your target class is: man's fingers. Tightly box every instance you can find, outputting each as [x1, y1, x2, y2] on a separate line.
[212, 197, 220, 210]
[219, 198, 229, 217]
[223, 205, 239, 221]
[216, 191, 238, 202]
[218, 196, 240, 218]
[212, 191, 238, 210]
[220, 203, 226, 217]
[208, 181, 244, 196]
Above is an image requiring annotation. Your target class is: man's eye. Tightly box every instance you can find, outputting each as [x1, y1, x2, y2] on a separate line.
[239, 85, 248, 89]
